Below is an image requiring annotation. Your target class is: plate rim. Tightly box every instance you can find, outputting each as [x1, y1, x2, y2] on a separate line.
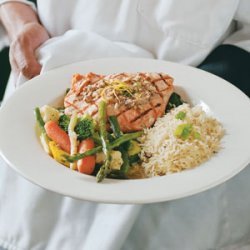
[0, 57, 250, 204]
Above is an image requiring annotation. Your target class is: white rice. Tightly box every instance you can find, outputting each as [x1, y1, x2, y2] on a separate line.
[140, 103, 224, 177]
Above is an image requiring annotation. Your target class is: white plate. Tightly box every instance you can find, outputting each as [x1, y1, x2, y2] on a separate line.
[0, 58, 250, 204]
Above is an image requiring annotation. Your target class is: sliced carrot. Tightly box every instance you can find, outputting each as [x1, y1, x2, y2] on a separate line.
[44, 121, 71, 153]
[77, 138, 96, 175]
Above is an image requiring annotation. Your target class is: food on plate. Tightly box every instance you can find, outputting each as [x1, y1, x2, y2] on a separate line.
[34, 72, 224, 182]
[44, 120, 71, 153]
[64, 72, 174, 131]
[140, 104, 224, 177]
[77, 138, 96, 174]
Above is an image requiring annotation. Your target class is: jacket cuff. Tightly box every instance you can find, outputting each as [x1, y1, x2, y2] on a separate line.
[0, 0, 36, 11]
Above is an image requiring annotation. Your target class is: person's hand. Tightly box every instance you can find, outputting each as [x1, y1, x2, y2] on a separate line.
[9, 22, 49, 79]
[0, 2, 50, 80]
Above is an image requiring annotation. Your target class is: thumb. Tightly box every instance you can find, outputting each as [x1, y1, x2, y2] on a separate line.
[21, 55, 42, 79]
[14, 44, 42, 79]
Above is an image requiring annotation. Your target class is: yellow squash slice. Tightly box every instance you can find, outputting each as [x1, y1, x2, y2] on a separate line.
[49, 141, 70, 167]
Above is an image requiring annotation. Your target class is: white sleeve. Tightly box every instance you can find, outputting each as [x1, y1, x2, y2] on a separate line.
[234, 0, 250, 24]
[0, 0, 36, 10]
[224, 0, 250, 52]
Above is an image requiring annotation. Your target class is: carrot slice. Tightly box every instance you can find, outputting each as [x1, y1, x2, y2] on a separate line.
[77, 138, 96, 175]
[44, 121, 71, 153]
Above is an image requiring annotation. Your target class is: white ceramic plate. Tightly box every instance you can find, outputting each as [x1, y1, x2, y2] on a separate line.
[0, 58, 250, 204]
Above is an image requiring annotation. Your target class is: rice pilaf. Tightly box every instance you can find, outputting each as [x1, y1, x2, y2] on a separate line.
[140, 104, 224, 177]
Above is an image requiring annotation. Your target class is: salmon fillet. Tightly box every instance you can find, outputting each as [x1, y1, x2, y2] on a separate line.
[64, 72, 174, 132]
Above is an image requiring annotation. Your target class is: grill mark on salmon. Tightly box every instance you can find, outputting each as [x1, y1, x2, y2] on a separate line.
[131, 103, 161, 123]
[64, 72, 174, 132]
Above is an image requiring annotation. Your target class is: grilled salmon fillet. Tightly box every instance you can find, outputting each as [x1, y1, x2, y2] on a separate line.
[64, 72, 174, 132]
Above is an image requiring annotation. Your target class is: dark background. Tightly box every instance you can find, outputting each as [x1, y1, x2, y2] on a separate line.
[0, 46, 10, 101]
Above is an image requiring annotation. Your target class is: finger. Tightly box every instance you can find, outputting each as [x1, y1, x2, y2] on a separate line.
[13, 40, 42, 79]
[17, 48, 42, 79]
[21, 56, 42, 79]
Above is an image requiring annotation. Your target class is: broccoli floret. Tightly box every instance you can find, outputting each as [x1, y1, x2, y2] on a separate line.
[75, 116, 94, 141]
[58, 114, 70, 132]
[59, 114, 95, 140]
[166, 92, 184, 112]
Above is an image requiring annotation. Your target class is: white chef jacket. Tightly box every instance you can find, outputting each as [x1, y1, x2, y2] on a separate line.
[0, 1, 250, 250]
[26, 0, 250, 60]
